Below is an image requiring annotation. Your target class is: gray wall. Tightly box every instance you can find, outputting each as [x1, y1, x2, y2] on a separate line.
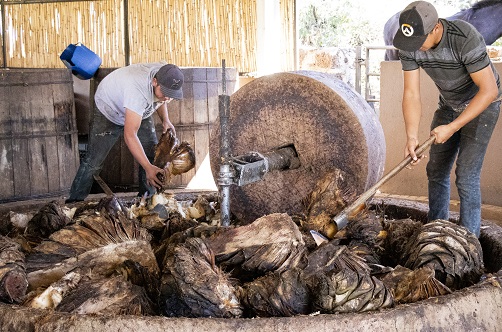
[379, 61, 502, 207]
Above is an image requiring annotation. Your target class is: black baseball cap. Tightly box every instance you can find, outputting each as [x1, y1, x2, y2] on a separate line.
[156, 64, 184, 100]
[393, 1, 438, 52]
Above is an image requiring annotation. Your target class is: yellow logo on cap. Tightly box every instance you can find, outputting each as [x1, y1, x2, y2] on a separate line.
[401, 24, 414, 37]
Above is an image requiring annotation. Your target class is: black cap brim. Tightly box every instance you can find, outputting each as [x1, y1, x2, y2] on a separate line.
[393, 29, 428, 52]
[160, 85, 183, 100]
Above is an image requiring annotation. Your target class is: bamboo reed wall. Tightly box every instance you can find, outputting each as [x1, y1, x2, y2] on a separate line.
[0, 0, 296, 73]
[2, 1, 125, 68]
[280, 0, 295, 72]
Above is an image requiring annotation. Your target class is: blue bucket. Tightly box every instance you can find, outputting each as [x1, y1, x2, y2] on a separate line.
[60, 43, 102, 80]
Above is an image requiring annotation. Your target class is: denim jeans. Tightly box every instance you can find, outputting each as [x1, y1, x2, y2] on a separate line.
[426, 100, 501, 236]
[67, 105, 158, 201]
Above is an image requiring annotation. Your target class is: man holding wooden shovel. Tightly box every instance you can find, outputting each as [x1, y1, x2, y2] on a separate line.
[393, 1, 502, 236]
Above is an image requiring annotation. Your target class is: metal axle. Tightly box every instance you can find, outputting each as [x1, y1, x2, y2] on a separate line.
[230, 146, 300, 187]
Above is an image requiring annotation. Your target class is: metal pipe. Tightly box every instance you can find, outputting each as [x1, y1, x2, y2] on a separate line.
[218, 59, 232, 226]
[365, 46, 371, 103]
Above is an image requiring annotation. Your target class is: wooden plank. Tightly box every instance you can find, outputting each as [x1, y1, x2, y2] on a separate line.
[28, 137, 50, 196]
[55, 131, 79, 194]
[52, 76, 78, 192]
[29, 82, 52, 195]
[12, 138, 31, 198]
[0, 139, 15, 201]
[180, 68, 196, 127]
[69, 132, 81, 187]
[0, 79, 15, 200]
[170, 68, 196, 188]
[191, 68, 212, 187]
[193, 68, 209, 174]
[207, 67, 220, 123]
[10, 80, 32, 198]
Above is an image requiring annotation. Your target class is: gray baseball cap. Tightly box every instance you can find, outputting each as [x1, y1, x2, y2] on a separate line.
[393, 1, 438, 52]
[156, 64, 184, 100]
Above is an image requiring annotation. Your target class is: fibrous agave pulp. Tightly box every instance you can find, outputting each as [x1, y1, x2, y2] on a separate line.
[0, 178, 490, 319]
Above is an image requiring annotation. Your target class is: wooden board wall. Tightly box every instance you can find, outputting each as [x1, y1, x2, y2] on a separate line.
[0, 68, 79, 202]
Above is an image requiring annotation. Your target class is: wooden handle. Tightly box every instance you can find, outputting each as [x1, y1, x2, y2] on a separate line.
[370, 135, 435, 192]
[333, 135, 435, 230]
[93, 174, 114, 197]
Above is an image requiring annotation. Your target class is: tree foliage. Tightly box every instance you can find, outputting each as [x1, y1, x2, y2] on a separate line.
[298, 0, 496, 47]
[298, 0, 379, 47]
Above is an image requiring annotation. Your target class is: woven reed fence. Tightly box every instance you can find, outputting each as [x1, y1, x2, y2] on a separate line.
[0, 0, 296, 73]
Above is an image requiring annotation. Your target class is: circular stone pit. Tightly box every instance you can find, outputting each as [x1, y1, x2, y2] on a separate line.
[1, 194, 502, 332]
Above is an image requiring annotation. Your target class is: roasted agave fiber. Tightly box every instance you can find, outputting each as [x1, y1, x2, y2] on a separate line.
[403, 219, 484, 290]
[303, 242, 394, 313]
[153, 129, 195, 184]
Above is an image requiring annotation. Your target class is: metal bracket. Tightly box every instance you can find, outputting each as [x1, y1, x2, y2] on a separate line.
[231, 145, 300, 186]
[231, 152, 268, 186]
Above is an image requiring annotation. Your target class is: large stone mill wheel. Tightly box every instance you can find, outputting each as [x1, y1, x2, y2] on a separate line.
[209, 71, 386, 223]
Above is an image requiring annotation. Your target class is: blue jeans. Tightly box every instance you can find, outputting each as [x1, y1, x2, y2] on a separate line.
[67, 105, 158, 201]
[426, 101, 500, 236]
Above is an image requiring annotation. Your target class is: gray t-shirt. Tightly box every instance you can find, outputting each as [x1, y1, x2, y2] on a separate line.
[95, 62, 167, 125]
[398, 19, 501, 109]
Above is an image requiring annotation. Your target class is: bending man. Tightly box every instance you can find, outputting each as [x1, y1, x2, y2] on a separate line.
[66, 63, 184, 203]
